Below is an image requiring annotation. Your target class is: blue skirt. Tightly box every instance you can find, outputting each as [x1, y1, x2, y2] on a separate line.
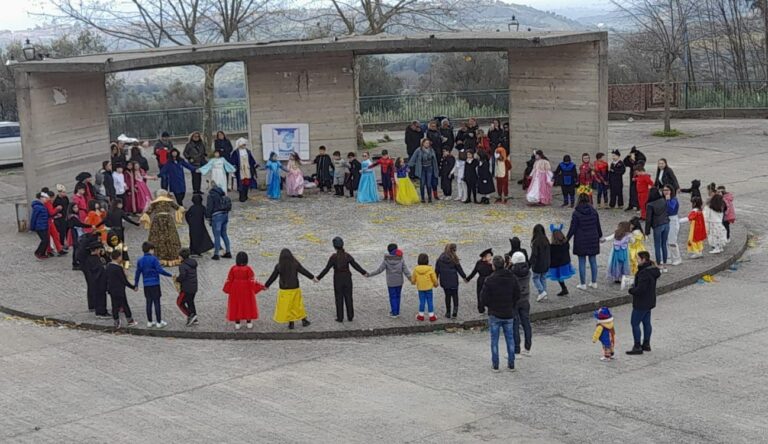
[547, 263, 575, 282]
[267, 174, 281, 199]
[607, 248, 630, 280]
[357, 172, 380, 203]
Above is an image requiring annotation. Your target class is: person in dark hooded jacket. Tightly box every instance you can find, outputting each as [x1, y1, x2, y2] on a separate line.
[404, 121, 423, 160]
[316, 237, 367, 322]
[185, 194, 214, 256]
[434, 243, 468, 319]
[567, 193, 603, 290]
[626, 251, 661, 355]
[367, 243, 411, 317]
[175, 248, 200, 326]
[184, 131, 207, 195]
[510, 252, 532, 355]
[480, 255, 521, 371]
[506, 237, 529, 266]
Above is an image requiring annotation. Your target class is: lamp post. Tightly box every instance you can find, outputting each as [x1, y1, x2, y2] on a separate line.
[22, 39, 36, 61]
[508, 15, 519, 32]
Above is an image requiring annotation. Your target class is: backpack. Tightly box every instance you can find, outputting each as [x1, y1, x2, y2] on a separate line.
[220, 195, 232, 213]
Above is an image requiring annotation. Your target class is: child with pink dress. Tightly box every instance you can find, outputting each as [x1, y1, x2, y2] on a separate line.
[526, 150, 553, 206]
[285, 152, 307, 198]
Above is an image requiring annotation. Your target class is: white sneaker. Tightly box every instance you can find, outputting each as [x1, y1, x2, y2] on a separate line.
[235, 323, 241, 330]
[536, 291, 548, 302]
[589, 282, 598, 289]
[521, 349, 531, 356]
[600, 356, 611, 362]
[576, 284, 587, 291]
[671, 259, 682, 266]
[661, 267, 668, 273]
[146, 321, 155, 328]
[156, 320, 167, 328]
[246, 322, 253, 329]
[690, 253, 703, 259]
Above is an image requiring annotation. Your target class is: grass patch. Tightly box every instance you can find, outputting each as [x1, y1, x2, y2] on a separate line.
[361, 140, 379, 150]
[652, 129, 684, 137]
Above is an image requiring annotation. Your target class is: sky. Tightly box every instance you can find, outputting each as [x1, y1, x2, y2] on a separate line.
[0, 0, 614, 32]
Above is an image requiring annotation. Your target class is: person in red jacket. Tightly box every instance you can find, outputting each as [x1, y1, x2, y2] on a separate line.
[594, 153, 609, 209]
[223, 252, 266, 330]
[633, 165, 654, 220]
[41, 189, 66, 256]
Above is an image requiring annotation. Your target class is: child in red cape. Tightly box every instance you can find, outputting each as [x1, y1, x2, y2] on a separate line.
[223, 251, 266, 330]
[633, 165, 654, 220]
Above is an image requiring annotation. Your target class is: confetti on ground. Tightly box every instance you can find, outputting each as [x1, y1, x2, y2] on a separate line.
[299, 233, 323, 244]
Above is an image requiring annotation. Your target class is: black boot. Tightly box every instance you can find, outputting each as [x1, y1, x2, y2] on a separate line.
[642, 342, 651, 352]
[288, 321, 295, 330]
[626, 344, 644, 355]
[301, 318, 311, 327]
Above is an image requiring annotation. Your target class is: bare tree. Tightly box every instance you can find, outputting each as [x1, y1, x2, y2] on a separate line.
[613, 0, 699, 132]
[49, 0, 276, 147]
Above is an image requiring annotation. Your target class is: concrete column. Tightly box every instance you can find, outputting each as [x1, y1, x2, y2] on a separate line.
[16, 71, 110, 202]
[245, 52, 357, 160]
[508, 40, 608, 155]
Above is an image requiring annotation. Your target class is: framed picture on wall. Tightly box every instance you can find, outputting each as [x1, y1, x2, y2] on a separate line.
[260, 123, 310, 161]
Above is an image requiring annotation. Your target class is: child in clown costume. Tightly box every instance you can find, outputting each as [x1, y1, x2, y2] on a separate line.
[592, 307, 615, 361]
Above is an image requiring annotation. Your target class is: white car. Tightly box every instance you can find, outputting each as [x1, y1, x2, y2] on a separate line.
[0, 121, 22, 166]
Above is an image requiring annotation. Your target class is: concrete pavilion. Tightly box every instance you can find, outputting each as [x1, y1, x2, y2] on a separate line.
[13, 31, 608, 201]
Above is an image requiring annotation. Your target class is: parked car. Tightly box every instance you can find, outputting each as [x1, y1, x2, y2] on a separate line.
[0, 122, 22, 166]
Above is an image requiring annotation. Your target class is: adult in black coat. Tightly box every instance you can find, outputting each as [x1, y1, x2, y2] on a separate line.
[434, 244, 468, 318]
[439, 119, 454, 151]
[479, 255, 521, 370]
[100, 161, 116, 202]
[185, 194, 214, 256]
[624, 146, 647, 211]
[488, 119, 504, 151]
[528, 224, 551, 298]
[214, 131, 234, 159]
[467, 249, 494, 314]
[608, 150, 626, 209]
[644, 188, 670, 267]
[654, 158, 680, 191]
[566, 193, 602, 288]
[439, 151, 456, 197]
[105, 251, 136, 327]
[83, 243, 109, 317]
[627, 251, 661, 355]
[476, 151, 495, 203]
[404, 121, 423, 159]
[130, 145, 150, 173]
[425, 121, 443, 164]
[463, 155, 479, 204]
[183, 131, 207, 195]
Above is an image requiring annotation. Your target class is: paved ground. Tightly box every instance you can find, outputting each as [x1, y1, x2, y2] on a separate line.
[1, 119, 767, 442]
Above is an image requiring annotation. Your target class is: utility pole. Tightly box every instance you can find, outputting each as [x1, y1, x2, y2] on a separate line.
[764, 0, 768, 81]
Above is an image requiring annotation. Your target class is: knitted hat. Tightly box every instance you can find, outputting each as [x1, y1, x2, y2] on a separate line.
[594, 307, 612, 320]
[332, 237, 344, 249]
[510, 252, 526, 265]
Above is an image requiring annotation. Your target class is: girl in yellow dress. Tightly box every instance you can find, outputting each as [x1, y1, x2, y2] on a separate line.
[265, 248, 315, 330]
[395, 157, 421, 205]
[628, 216, 648, 275]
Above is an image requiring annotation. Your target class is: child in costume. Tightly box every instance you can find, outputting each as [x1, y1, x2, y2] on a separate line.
[526, 150, 553, 206]
[434, 243, 468, 319]
[577, 153, 594, 198]
[105, 229, 131, 270]
[66, 202, 93, 270]
[106, 250, 138, 329]
[331, 151, 348, 197]
[493, 146, 511, 204]
[265, 248, 314, 330]
[608, 150, 626, 209]
[345, 152, 361, 198]
[197, 150, 236, 191]
[105, 198, 139, 243]
[592, 307, 616, 361]
[185, 194, 214, 256]
[176, 248, 200, 326]
[223, 251, 266, 330]
[628, 217, 648, 273]
[411, 253, 439, 322]
[370, 149, 395, 201]
[717, 185, 736, 242]
[367, 243, 411, 318]
[680, 179, 702, 201]
[313, 145, 334, 192]
[463, 151, 479, 204]
[594, 152, 609, 209]
[52, 184, 70, 249]
[140, 190, 184, 266]
[633, 165, 654, 220]
[546, 226, 575, 297]
[686, 196, 706, 258]
[466, 248, 494, 313]
[476, 150, 495, 204]
[394, 157, 421, 205]
[663, 185, 683, 265]
[440, 148, 456, 198]
[134, 241, 173, 328]
[285, 152, 307, 198]
[84, 200, 108, 243]
[606, 221, 632, 284]
[316, 237, 368, 322]
[356, 151, 380, 203]
[554, 155, 577, 207]
[452, 149, 467, 202]
[265, 152, 288, 200]
[705, 193, 727, 254]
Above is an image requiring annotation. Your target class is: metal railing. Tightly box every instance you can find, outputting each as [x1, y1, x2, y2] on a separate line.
[359, 89, 509, 124]
[108, 105, 248, 140]
[609, 80, 768, 112]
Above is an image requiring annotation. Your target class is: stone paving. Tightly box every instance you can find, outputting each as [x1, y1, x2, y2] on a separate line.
[0, 125, 749, 337]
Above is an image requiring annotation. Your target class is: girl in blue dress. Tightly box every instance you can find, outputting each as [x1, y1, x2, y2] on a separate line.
[356, 151, 380, 203]
[265, 152, 288, 200]
[606, 221, 632, 283]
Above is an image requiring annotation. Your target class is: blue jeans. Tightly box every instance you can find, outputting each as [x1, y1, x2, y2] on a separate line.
[653, 223, 670, 264]
[489, 315, 516, 368]
[578, 255, 598, 285]
[388, 286, 402, 315]
[630, 308, 652, 345]
[531, 272, 547, 294]
[513, 304, 532, 353]
[211, 212, 231, 256]
[419, 166, 434, 201]
[418, 290, 434, 313]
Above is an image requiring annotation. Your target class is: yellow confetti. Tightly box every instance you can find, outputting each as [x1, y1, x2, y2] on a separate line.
[701, 274, 716, 283]
[299, 233, 323, 244]
[260, 251, 276, 258]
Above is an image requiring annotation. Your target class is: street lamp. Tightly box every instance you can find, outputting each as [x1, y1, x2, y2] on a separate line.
[508, 15, 520, 32]
[22, 39, 36, 61]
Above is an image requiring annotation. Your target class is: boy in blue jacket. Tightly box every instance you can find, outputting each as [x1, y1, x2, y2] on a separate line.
[29, 192, 51, 260]
[134, 241, 173, 328]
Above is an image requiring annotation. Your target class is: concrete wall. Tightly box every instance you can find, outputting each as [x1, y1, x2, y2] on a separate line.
[508, 40, 607, 155]
[245, 52, 357, 161]
[16, 71, 109, 202]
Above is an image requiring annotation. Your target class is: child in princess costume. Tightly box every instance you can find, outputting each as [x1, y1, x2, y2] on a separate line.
[592, 307, 616, 361]
[394, 157, 421, 205]
[197, 150, 236, 191]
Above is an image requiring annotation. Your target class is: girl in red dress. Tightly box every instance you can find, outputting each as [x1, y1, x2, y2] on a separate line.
[633, 165, 654, 220]
[223, 252, 266, 330]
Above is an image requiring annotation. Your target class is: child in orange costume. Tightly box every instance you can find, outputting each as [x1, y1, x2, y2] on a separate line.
[494, 146, 512, 204]
[84, 200, 108, 243]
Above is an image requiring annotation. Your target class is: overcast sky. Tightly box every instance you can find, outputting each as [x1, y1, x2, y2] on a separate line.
[0, 0, 614, 32]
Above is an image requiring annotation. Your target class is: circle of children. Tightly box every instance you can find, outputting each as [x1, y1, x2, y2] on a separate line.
[27, 121, 736, 362]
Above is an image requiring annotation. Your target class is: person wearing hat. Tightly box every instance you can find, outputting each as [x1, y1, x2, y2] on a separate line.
[154, 131, 174, 189]
[367, 243, 412, 318]
[466, 248, 495, 314]
[608, 150, 626, 209]
[229, 138, 259, 202]
[53, 184, 70, 249]
[83, 240, 110, 318]
[75, 172, 97, 205]
[510, 251, 532, 355]
[316, 237, 368, 322]
[623, 146, 647, 211]
[592, 307, 615, 361]
[479, 255, 521, 371]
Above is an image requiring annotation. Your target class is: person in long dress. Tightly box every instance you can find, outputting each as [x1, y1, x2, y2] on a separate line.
[394, 158, 421, 205]
[285, 152, 307, 198]
[229, 138, 259, 202]
[223, 252, 266, 329]
[265, 248, 315, 330]
[139, 189, 184, 266]
[526, 150, 553, 206]
[265, 152, 288, 200]
[184, 194, 214, 256]
[131, 161, 153, 215]
[357, 151, 380, 203]
[197, 150, 235, 191]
